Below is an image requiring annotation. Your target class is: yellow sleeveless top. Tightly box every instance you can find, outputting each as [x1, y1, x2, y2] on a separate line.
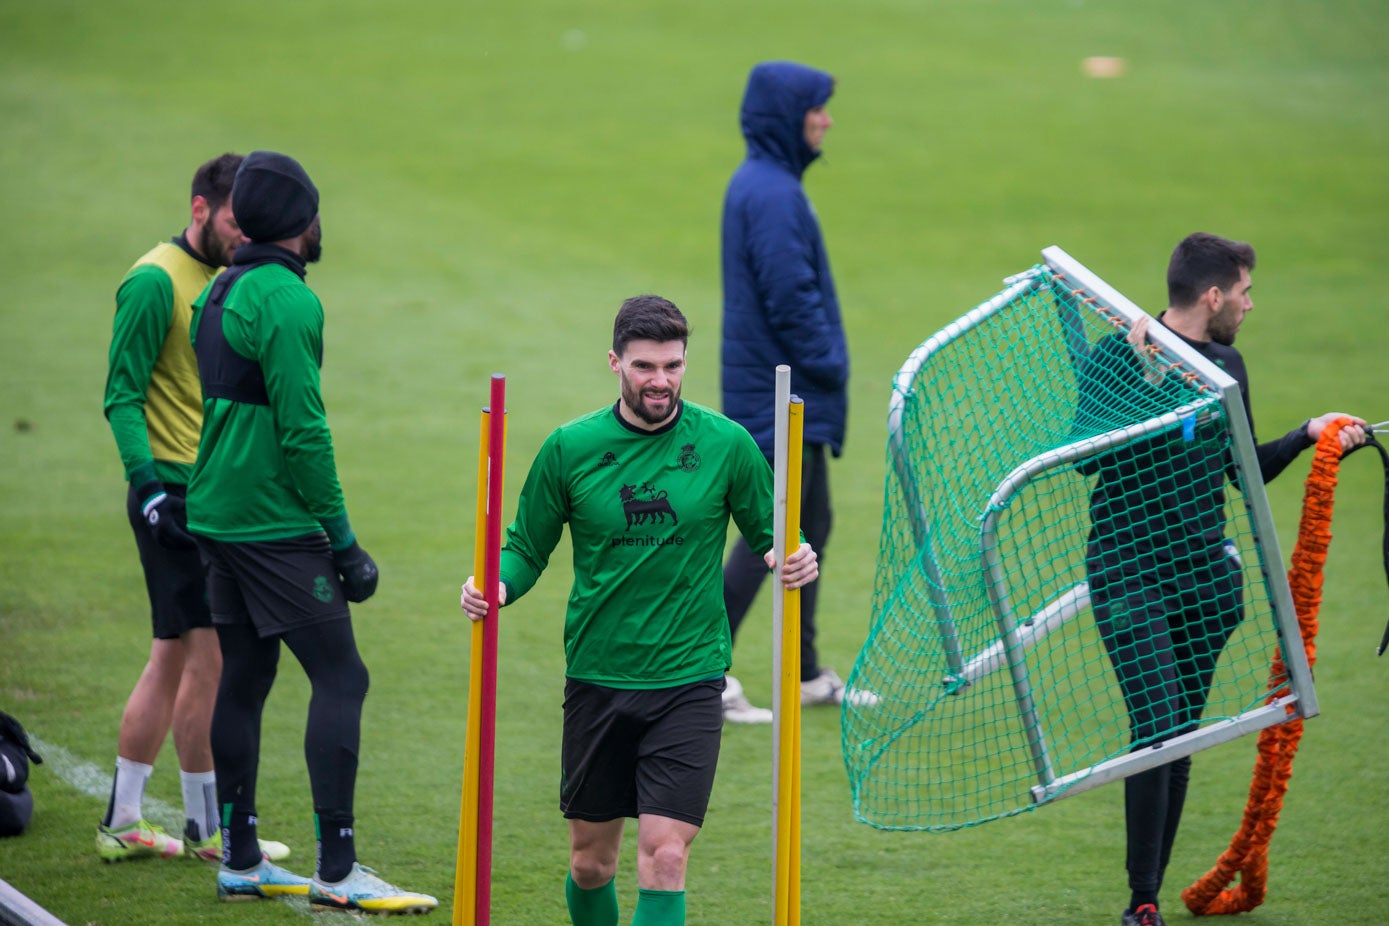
[131, 241, 217, 465]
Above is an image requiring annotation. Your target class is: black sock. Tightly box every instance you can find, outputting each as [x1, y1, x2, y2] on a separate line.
[316, 811, 356, 883]
[222, 804, 261, 871]
[1129, 893, 1159, 912]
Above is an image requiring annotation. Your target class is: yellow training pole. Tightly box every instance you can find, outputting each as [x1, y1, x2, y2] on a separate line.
[772, 366, 804, 926]
[453, 406, 491, 926]
[785, 396, 805, 926]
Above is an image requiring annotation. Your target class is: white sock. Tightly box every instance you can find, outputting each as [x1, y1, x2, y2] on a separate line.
[107, 757, 154, 829]
[180, 769, 217, 841]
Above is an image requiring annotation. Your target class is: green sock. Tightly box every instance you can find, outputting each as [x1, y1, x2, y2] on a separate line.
[631, 888, 685, 926]
[566, 872, 618, 926]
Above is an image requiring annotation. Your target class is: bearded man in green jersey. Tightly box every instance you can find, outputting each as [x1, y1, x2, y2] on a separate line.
[187, 151, 435, 915]
[460, 295, 819, 926]
[100, 153, 277, 864]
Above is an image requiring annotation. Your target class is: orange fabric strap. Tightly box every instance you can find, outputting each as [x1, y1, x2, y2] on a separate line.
[1181, 418, 1352, 915]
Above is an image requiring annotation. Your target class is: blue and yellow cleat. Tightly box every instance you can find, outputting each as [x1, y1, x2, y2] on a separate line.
[217, 859, 312, 901]
[309, 863, 437, 915]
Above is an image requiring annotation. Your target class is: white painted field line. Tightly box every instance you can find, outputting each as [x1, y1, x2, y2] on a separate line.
[27, 735, 182, 833]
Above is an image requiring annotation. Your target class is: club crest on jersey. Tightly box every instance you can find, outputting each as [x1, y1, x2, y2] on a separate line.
[677, 443, 701, 472]
[598, 451, 620, 467]
[619, 482, 678, 530]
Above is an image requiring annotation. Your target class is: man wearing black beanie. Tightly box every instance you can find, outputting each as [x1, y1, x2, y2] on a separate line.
[187, 151, 435, 914]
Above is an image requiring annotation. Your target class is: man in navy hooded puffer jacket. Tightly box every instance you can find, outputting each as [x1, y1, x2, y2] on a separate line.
[720, 61, 852, 719]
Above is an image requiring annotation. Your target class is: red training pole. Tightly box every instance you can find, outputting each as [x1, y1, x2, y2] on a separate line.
[476, 373, 506, 925]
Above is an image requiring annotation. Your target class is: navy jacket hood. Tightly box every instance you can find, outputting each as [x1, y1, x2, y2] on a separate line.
[722, 61, 847, 457]
[740, 61, 834, 177]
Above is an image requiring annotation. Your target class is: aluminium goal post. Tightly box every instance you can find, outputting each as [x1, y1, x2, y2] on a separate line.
[842, 247, 1313, 832]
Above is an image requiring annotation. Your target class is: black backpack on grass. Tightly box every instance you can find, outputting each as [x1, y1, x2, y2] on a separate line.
[0, 710, 42, 836]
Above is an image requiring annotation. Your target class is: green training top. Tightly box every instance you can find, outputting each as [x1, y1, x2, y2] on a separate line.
[186, 256, 352, 546]
[103, 238, 219, 488]
[500, 400, 777, 689]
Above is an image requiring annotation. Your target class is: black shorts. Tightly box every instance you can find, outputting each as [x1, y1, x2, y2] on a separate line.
[560, 677, 723, 827]
[198, 533, 350, 639]
[126, 483, 211, 640]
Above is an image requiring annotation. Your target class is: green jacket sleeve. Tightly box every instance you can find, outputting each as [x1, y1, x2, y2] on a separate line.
[497, 429, 570, 603]
[255, 285, 351, 540]
[103, 265, 173, 487]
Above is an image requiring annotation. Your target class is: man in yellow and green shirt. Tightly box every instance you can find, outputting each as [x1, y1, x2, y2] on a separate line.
[101, 153, 255, 863]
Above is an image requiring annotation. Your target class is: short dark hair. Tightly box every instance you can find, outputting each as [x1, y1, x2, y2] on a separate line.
[1167, 232, 1256, 308]
[191, 153, 244, 212]
[612, 295, 689, 356]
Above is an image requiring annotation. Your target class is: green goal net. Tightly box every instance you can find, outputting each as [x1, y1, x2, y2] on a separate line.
[841, 247, 1315, 832]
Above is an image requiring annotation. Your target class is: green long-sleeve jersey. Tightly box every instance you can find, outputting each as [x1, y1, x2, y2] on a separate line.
[501, 400, 777, 688]
[103, 237, 219, 487]
[186, 251, 352, 546]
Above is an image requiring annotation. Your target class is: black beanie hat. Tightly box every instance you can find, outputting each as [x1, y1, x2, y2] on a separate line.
[232, 150, 319, 243]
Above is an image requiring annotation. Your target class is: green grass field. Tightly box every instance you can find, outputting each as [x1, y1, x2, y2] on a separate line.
[1, 1, 1385, 923]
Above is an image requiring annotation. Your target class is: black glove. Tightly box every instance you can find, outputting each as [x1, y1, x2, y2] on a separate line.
[333, 540, 379, 603]
[135, 481, 196, 550]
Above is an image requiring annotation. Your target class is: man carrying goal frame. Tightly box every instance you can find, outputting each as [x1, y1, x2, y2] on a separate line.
[1076, 232, 1366, 926]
